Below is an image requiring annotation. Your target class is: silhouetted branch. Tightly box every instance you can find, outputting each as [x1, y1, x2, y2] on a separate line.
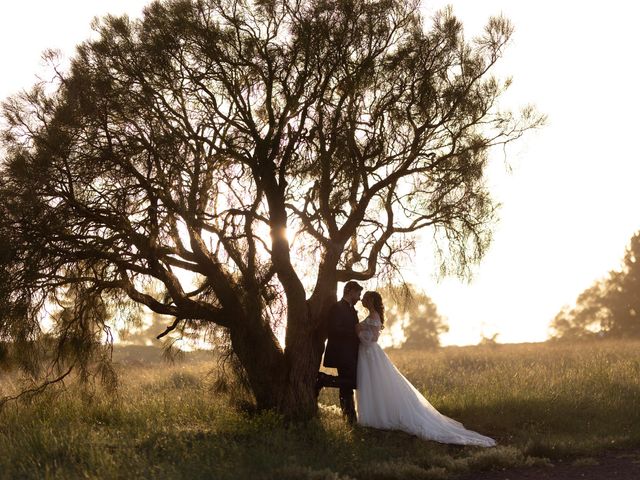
[0, 366, 74, 411]
[156, 317, 183, 340]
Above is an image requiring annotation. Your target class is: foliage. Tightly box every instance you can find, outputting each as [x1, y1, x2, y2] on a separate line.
[0, 0, 542, 416]
[3, 341, 640, 478]
[551, 231, 640, 339]
[380, 284, 448, 348]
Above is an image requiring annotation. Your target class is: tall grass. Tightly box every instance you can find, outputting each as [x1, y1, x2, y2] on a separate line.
[1, 340, 639, 479]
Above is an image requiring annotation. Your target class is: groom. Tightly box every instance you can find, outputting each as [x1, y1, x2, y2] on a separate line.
[316, 281, 363, 424]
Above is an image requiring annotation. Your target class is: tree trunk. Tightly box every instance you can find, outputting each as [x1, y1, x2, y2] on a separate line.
[228, 315, 287, 410]
[276, 276, 340, 420]
[229, 295, 331, 421]
[280, 316, 326, 420]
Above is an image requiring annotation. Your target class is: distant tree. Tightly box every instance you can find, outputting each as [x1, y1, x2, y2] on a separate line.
[551, 231, 640, 339]
[0, 0, 541, 418]
[604, 233, 640, 336]
[550, 281, 610, 339]
[477, 332, 499, 347]
[381, 284, 448, 349]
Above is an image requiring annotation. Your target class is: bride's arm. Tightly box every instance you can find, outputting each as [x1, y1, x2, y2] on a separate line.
[357, 322, 380, 344]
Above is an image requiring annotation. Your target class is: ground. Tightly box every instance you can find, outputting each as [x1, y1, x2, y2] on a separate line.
[459, 449, 640, 479]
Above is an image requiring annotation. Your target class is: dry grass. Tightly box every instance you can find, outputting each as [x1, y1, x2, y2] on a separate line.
[1, 340, 640, 479]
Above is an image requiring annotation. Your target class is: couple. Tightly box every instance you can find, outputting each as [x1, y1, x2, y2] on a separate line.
[316, 281, 496, 447]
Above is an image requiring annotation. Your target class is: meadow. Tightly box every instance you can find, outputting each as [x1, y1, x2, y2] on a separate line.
[1, 340, 640, 479]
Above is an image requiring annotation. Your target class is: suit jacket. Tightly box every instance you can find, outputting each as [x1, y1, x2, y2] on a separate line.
[323, 299, 359, 369]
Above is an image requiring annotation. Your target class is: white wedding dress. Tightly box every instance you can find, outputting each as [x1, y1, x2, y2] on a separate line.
[356, 316, 496, 447]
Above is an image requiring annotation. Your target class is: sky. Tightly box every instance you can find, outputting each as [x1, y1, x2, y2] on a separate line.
[1, 1, 639, 346]
[416, 0, 640, 345]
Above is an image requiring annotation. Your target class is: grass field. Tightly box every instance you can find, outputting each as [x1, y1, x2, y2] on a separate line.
[2, 340, 640, 479]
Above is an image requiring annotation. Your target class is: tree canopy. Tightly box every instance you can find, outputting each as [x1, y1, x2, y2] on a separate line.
[551, 231, 640, 340]
[0, 0, 541, 418]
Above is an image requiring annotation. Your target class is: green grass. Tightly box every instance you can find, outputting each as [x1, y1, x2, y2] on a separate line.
[2, 340, 640, 479]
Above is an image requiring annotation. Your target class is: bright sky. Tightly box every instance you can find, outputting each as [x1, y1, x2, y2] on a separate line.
[2, 1, 639, 346]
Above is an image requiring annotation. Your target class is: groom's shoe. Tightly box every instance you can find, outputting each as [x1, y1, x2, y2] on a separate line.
[339, 396, 357, 425]
[344, 398, 357, 425]
[346, 411, 357, 425]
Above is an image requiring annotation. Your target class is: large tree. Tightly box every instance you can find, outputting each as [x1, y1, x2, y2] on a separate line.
[0, 0, 541, 419]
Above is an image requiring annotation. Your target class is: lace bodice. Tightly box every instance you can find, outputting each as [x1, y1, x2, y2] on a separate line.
[358, 316, 382, 345]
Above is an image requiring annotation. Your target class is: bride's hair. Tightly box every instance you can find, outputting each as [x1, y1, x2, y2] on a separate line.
[366, 291, 385, 327]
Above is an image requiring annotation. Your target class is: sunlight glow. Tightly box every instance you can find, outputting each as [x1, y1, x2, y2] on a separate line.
[3, 1, 640, 347]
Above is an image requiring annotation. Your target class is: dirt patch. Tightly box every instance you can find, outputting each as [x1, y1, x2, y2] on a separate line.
[458, 449, 640, 480]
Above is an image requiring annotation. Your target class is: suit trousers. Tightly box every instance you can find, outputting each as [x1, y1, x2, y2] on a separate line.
[337, 364, 357, 400]
[317, 364, 357, 423]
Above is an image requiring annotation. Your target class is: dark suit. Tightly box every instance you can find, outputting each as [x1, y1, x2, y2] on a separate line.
[319, 299, 359, 422]
[323, 299, 359, 374]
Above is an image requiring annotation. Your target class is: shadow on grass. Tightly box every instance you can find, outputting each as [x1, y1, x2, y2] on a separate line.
[445, 385, 640, 460]
[122, 407, 550, 480]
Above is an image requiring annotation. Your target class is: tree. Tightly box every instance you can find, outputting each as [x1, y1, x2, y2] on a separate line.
[550, 231, 640, 339]
[604, 233, 640, 336]
[550, 281, 610, 339]
[0, 0, 541, 419]
[381, 284, 448, 349]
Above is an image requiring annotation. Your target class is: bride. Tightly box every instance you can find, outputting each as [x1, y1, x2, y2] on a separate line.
[355, 290, 496, 447]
